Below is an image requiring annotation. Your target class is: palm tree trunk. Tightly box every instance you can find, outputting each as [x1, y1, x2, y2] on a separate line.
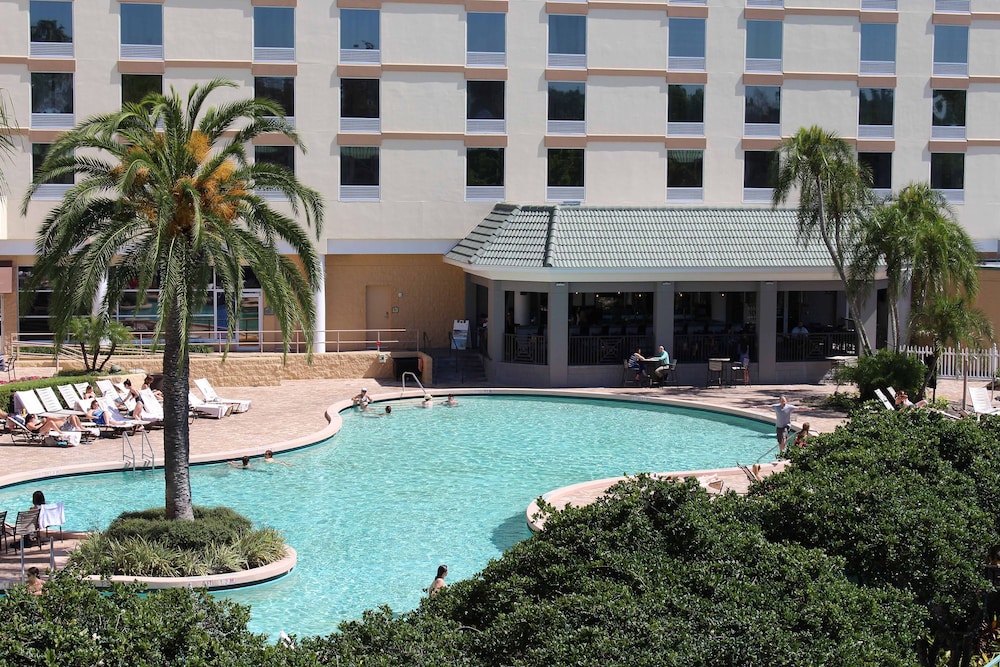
[162, 307, 194, 521]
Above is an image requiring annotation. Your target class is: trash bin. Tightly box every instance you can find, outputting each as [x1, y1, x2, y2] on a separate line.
[394, 357, 421, 381]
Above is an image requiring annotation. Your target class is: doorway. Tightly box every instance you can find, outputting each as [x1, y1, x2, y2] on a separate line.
[366, 285, 392, 348]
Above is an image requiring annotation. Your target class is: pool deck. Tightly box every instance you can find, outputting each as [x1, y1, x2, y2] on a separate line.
[0, 375, 976, 585]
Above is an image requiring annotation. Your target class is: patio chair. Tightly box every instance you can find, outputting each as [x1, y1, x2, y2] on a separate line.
[7, 415, 45, 445]
[622, 360, 641, 387]
[194, 378, 251, 413]
[13, 390, 62, 419]
[730, 358, 750, 386]
[138, 389, 165, 422]
[36, 386, 85, 416]
[57, 384, 84, 409]
[5, 507, 41, 552]
[0, 510, 7, 554]
[707, 359, 725, 387]
[969, 387, 1000, 418]
[873, 388, 895, 411]
[189, 392, 232, 419]
[38, 501, 65, 542]
[737, 462, 760, 485]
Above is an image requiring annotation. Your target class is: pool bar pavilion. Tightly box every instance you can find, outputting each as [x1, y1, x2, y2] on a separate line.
[446, 205, 893, 387]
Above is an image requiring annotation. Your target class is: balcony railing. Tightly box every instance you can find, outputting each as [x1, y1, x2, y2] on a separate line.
[504, 333, 547, 365]
[775, 333, 858, 362]
[859, 60, 895, 75]
[931, 125, 966, 140]
[466, 51, 506, 67]
[568, 334, 651, 366]
[667, 121, 704, 136]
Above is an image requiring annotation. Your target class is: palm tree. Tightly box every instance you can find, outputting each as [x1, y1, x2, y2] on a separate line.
[0, 88, 20, 192]
[849, 202, 910, 351]
[773, 126, 876, 354]
[895, 182, 979, 315]
[21, 80, 324, 520]
[910, 293, 992, 401]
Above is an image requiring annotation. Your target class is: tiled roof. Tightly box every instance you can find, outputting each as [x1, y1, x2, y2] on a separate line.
[446, 204, 834, 269]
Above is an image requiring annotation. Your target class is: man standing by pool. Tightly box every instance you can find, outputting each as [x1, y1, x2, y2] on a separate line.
[766, 395, 812, 455]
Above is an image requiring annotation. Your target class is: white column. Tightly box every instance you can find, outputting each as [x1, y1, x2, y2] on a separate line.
[312, 258, 327, 354]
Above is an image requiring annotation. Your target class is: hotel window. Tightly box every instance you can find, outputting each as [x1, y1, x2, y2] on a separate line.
[340, 79, 379, 133]
[30, 1, 72, 58]
[31, 143, 72, 200]
[31, 72, 74, 128]
[255, 77, 295, 124]
[254, 146, 295, 201]
[547, 82, 585, 135]
[254, 7, 295, 63]
[466, 147, 505, 201]
[931, 89, 966, 140]
[340, 147, 380, 201]
[341, 9, 380, 65]
[935, 0, 970, 13]
[930, 153, 964, 204]
[933, 25, 968, 77]
[467, 12, 505, 67]
[667, 84, 704, 136]
[120, 3, 162, 60]
[466, 81, 505, 134]
[743, 150, 777, 203]
[859, 23, 895, 75]
[122, 74, 161, 106]
[858, 88, 894, 140]
[666, 150, 704, 203]
[547, 149, 584, 203]
[858, 152, 892, 198]
[668, 18, 706, 71]
[548, 15, 586, 69]
[745, 20, 782, 73]
[744, 86, 780, 138]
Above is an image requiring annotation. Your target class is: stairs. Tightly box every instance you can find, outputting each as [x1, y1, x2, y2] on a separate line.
[427, 348, 487, 387]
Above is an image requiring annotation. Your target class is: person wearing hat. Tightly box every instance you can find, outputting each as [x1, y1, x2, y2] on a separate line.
[352, 387, 371, 409]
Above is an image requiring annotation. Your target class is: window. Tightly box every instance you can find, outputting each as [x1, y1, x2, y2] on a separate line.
[932, 89, 966, 139]
[467, 12, 505, 66]
[120, 3, 162, 60]
[933, 25, 968, 76]
[340, 79, 379, 132]
[666, 150, 704, 202]
[341, 9, 380, 64]
[745, 20, 782, 72]
[31, 72, 73, 127]
[466, 147, 504, 201]
[547, 148, 584, 202]
[930, 153, 964, 202]
[254, 7, 294, 62]
[743, 150, 777, 202]
[667, 84, 704, 136]
[30, 0, 72, 57]
[255, 77, 295, 119]
[858, 152, 892, 192]
[547, 82, 585, 134]
[254, 146, 295, 200]
[744, 86, 780, 137]
[340, 146, 379, 201]
[467, 81, 505, 134]
[668, 18, 706, 70]
[122, 74, 161, 106]
[548, 15, 586, 68]
[859, 23, 895, 74]
[858, 88, 894, 140]
[32, 143, 72, 185]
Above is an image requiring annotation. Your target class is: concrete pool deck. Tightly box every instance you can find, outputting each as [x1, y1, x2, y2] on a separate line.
[0, 375, 978, 586]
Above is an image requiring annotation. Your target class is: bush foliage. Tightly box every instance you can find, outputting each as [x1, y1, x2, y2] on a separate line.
[838, 348, 929, 400]
[7, 411, 1000, 666]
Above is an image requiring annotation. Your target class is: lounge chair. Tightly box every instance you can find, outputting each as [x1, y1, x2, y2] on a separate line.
[873, 388, 895, 411]
[194, 378, 251, 413]
[13, 390, 62, 418]
[6, 414, 81, 446]
[137, 388, 165, 423]
[188, 392, 232, 419]
[969, 387, 1000, 418]
[36, 386, 86, 416]
[57, 383, 84, 409]
[5, 508, 41, 552]
[737, 462, 760, 485]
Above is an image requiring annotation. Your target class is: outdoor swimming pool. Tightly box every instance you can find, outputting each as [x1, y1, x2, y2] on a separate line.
[0, 395, 775, 638]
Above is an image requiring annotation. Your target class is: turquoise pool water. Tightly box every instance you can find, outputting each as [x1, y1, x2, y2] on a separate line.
[0, 395, 774, 638]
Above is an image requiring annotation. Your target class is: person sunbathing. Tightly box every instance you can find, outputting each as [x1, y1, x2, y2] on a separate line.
[85, 400, 142, 432]
[24, 414, 66, 438]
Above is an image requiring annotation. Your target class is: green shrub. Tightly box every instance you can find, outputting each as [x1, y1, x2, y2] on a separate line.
[838, 349, 927, 400]
[234, 527, 287, 568]
[106, 506, 253, 551]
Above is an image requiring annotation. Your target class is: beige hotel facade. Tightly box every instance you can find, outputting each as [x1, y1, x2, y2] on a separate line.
[0, 0, 998, 386]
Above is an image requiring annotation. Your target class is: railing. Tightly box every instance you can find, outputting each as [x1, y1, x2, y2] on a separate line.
[775, 333, 858, 362]
[902, 344, 1000, 380]
[569, 334, 650, 366]
[504, 333, 547, 365]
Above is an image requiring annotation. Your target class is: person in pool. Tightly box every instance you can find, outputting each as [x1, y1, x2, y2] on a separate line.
[228, 456, 252, 469]
[263, 449, 291, 466]
[428, 564, 448, 596]
[421, 395, 434, 408]
[445, 395, 459, 407]
[352, 388, 371, 409]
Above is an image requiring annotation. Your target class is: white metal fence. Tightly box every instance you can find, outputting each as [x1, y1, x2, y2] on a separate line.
[902, 344, 1000, 380]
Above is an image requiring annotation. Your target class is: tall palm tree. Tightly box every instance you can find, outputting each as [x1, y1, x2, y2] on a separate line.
[910, 293, 992, 400]
[773, 126, 876, 354]
[21, 80, 324, 520]
[895, 182, 979, 314]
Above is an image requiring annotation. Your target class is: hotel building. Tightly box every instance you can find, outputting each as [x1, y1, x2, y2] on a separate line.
[0, 0, 997, 385]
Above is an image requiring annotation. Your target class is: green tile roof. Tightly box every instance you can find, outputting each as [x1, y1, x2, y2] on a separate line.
[446, 204, 835, 269]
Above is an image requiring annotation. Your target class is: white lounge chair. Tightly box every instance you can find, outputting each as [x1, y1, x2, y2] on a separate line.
[188, 392, 232, 419]
[194, 378, 250, 413]
[969, 387, 1000, 418]
[13, 390, 63, 419]
[873, 388, 895, 411]
[36, 386, 85, 416]
[138, 388, 165, 421]
[57, 384, 83, 408]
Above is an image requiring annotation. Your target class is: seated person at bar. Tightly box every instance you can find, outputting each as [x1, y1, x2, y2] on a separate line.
[627, 347, 645, 381]
[649, 345, 671, 382]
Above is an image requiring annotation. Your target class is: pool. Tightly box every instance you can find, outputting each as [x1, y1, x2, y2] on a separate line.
[0, 394, 775, 638]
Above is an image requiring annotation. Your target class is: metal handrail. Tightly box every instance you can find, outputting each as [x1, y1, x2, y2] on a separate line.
[400, 371, 426, 398]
